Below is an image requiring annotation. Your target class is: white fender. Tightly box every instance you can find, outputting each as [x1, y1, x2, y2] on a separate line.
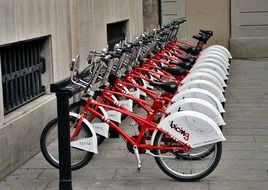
[178, 79, 226, 102]
[154, 111, 226, 148]
[197, 54, 228, 68]
[190, 68, 227, 87]
[207, 45, 232, 59]
[182, 72, 224, 92]
[69, 112, 98, 154]
[192, 62, 228, 80]
[166, 98, 226, 126]
[201, 48, 229, 60]
[202, 49, 231, 67]
[199, 49, 229, 63]
[196, 58, 229, 74]
[201, 51, 230, 68]
[195, 59, 228, 76]
[172, 88, 225, 112]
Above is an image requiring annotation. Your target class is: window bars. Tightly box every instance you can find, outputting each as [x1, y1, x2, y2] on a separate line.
[0, 39, 45, 115]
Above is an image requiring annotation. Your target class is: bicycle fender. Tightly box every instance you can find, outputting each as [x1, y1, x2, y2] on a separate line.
[202, 48, 229, 60]
[207, 45, 232, 59]
[200, 50, 229, 66]
[166, 98, 226, 126]
[190, 68, 227, 87]
[178, 80, 226, 102]
[196, 58, 229, 75]
[197, 54, 229, 70]
[192, 63, 228, 80]
[69, 112, 98, 154]
[172, 88, 225, 112]
[195, 59, 228, 76]
[156, 111, 226, 148]
[182, 72, 224, 92]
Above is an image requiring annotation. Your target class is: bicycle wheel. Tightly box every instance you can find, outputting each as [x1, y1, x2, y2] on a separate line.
[153, 131, 222, 181]
[40, 116, 94, 170]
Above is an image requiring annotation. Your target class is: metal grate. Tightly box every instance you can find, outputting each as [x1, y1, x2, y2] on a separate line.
[1, 39, 45, 115]
[107, 21, 126, 51]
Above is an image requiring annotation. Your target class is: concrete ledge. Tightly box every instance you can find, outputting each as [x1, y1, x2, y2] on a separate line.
[230, 38, 268, 58]
[0, 95, 56, 180]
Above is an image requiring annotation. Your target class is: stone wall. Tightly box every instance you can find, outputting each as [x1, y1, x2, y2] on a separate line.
[143, 0, 160, 32]
[230, 0, 268, 58]
[186, 0, 230, 48]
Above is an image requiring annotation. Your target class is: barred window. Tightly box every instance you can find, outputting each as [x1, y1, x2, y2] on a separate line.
[107, 20, 128, 51]
[0, 39, 46, 115]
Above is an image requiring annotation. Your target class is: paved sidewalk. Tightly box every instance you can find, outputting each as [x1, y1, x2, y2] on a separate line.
[1, 59, 268, 190]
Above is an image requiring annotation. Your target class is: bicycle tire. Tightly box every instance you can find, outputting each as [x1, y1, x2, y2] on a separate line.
[40, 116, 94, 170]
[153, 131, 222, 181]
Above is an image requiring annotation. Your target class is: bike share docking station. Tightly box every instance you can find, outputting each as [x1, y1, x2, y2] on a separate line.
[50, 78, 82, 190]
[40, 17, 231, 183]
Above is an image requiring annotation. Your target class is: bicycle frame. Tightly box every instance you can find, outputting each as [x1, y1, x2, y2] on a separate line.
[73, 98, 190, 152]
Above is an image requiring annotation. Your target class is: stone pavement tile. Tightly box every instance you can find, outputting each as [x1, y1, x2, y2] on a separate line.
[221, 150, 254, 160]
[223, 135, 255, 143]
[223, 149, 268, 160]
[93, 148, 129, 159]
[0, 179, 50, 190]
[224, 118, 268, 129]
[37, 167, 117, 181]
[33, 152, 48, 159]
[20, 158, 54, 169]
[226, 103, 268, 109]
[225, 104, 268, 113]
[89, 157, 138, 169]
[218, 159, 268, 170]
[224, 95, 268, 103]
[223, 142, 268, 151]
[208, 169, 268, 182]
[4, 168, 44, 180]
[254, 136, 268, 143]
[45, 179, 209, 190]
[209, 181, 268, 190]
[223, 128, 268, 136]
[224, 110, 268, 118]
[113, 168, 169, 180]
[89, 155, 158, 169]
[252, 150, 268, 160]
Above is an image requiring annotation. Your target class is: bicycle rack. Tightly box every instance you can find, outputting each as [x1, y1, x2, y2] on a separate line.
[50, 78, 83, 190]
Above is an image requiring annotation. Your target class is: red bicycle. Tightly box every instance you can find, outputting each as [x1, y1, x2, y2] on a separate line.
[40, 54, 225, 182]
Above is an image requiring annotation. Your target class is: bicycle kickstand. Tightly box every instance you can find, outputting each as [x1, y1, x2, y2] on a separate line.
[133, 145, 142, 172]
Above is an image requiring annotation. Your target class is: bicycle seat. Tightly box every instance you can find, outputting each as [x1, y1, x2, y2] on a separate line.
[179, 45, 199, 56]
[168, 61, 192, 70]
[179, 62, 192, 70]
[177, 56, 196, 64]
[169, 60, 181, 65]
[193, 34, 208, 43]
[199, 29, 213, 36]
[161, 66, 187, 76]
[149, 81, 178, 93]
